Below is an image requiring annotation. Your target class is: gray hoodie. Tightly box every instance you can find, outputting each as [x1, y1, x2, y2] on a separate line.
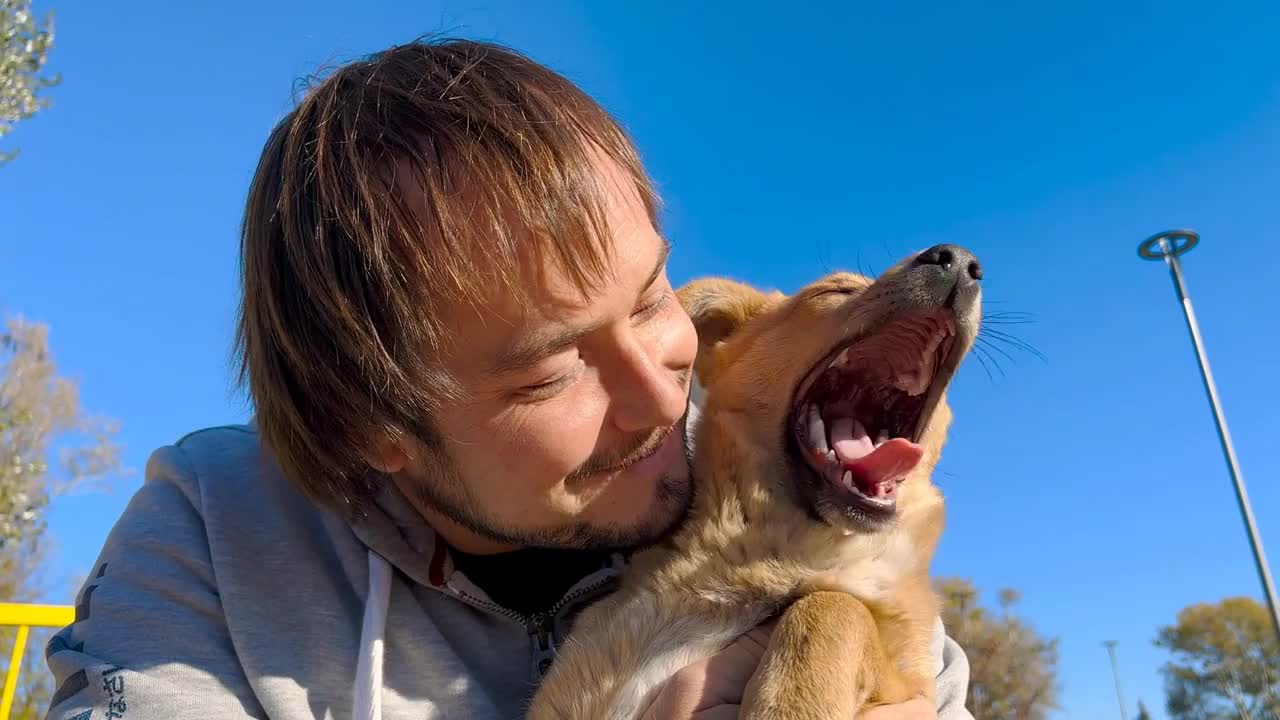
[44, 410, 975, 720]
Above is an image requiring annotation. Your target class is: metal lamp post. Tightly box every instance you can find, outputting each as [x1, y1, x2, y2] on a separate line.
[1138, 229, 1280, 643]
[1103, 641, 1128, 720]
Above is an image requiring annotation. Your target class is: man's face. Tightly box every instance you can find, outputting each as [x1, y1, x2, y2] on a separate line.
[390, 157, 699, 554]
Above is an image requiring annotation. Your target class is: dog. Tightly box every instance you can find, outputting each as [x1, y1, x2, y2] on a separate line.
[526, 244, 982, 720]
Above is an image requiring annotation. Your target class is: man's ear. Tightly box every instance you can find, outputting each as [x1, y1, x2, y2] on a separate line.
[677, 277, 779, 389]
[366, 437, 409, 475]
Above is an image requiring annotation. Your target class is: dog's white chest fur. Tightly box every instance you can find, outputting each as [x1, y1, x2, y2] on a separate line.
[808, 530, 919, 601]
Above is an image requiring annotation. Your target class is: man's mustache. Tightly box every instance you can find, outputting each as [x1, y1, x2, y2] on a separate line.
[567, 420, 681, 482]
[567, 372, 692, 482]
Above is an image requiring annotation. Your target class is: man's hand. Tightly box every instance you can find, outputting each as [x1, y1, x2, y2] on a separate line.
[639, 621, 775, 719]
[857, 698, 936, 719]
[639, 620, 936, 719]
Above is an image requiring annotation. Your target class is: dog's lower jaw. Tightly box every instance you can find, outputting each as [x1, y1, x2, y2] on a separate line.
[812, 491, 899, 535]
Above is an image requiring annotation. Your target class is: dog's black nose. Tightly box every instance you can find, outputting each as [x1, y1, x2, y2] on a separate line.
[913, 244, 982, 282]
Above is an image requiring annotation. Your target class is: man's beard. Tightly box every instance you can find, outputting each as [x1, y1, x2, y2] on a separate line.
[407, 413, 694, 553]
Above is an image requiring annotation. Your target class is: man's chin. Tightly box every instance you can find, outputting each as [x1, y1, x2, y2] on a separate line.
[619, 471, 694, 551]
[567, 420, 694, 551]
[404, 413, 695, 554]
[551, 469, 694, 554]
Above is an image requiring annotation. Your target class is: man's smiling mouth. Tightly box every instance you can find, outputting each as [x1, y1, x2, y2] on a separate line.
[569, 413, 686, 483]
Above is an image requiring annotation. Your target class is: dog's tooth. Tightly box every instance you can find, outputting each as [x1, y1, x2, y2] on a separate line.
[826, 450, 838, 466]
[876, 429, 889, 447]
[893, 366, 931, 397]
[917, 370, 932, 395]
[830, 416, 854, 448]
[852, 418, 870, 441]
[806, 404, 828, 453]
[831, 348, 849, 367]
[843, 470, 855, 492]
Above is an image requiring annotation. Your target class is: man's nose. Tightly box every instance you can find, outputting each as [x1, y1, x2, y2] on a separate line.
[911, 244, 983, 286]
[612, 366, 688, 434]
[609, 340, 690, 434]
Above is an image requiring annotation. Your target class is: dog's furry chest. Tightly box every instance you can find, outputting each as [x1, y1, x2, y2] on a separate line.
[531, 582, 774, 720]
[529, 533, 920, 720]
[803, 530, 920, 601]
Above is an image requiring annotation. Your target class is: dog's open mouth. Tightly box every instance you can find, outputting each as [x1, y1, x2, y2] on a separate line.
[789, 310, 957, 515]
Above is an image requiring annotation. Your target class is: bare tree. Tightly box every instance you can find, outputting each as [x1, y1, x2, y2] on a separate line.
[0, 316, 122, 718]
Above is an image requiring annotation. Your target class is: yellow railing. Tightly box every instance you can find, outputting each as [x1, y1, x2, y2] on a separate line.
[0, 603, 74, 719]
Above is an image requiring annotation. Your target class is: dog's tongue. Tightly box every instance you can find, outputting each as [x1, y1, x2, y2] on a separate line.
[845, 439, 924, 491]
[830, 418, 925, 493]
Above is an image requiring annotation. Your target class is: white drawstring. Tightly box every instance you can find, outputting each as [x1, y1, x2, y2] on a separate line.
[353, 550, 392, 720]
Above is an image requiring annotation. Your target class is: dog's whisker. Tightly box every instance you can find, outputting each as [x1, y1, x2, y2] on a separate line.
[980, 310, 1036, 326]
[971, 349, 996, 382]
[970, 342, 1004, 381]
[878, 236, 896, 276]
[976, 336, 1018, 366]
[978, 327, 1046, 363]
[984, 329, 1043, 356]
[855, 247, 869, 279]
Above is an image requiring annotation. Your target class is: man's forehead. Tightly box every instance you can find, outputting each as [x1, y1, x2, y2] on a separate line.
[453, 239, 620, 327]
[400, 141, 663, 374]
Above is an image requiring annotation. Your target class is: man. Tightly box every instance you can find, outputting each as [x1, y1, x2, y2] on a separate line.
[44, 38, 972, 720]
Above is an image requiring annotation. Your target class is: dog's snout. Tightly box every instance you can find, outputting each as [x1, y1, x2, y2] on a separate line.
[895, 244, 982, 319]
[867, 243, 983, 330]
[912, 244, 982, 282]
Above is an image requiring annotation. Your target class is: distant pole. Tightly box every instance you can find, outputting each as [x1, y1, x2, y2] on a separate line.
[1138, 230, 1280, 644]
[1103, 641, 1129, 720]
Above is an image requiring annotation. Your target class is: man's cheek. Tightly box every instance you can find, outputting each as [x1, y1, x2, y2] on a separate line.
[541, 396, 608, 448]
[512, 417, 600, 474]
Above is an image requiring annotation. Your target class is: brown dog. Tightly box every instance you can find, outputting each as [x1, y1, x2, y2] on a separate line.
[527, 245, 982, 720]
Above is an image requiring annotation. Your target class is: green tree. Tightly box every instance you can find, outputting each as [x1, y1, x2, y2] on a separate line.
[1135, 699, 1153, 720]
[1155, 596, 1280, 720]
[1, 0, 59, 164]
[936, 577, 1060, 720]
[0, 316, 122, 718]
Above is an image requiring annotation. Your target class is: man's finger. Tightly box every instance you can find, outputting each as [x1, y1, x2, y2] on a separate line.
[692, 707, 741, 720]
[856, 697, 936, 720]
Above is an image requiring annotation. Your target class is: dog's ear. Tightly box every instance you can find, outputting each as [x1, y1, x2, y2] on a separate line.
[678, 278, 780, 388]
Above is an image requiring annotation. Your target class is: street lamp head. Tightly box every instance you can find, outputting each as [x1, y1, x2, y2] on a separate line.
[1138, 229, 1199, 261]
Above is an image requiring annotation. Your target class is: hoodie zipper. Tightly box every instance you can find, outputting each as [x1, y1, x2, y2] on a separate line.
[448, 571, 620, 681]
[527, 612, 557, 678]
[529, 573, 619, 679]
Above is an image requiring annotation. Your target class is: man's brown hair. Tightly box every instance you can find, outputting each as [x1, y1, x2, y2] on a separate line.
[235, 37, 659, 515]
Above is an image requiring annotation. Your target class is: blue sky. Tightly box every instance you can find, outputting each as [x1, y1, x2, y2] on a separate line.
[4, 1, 1278, 717]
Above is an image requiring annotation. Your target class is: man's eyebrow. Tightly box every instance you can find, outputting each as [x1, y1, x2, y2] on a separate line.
[489, 238, 672, 377]
[643, 238, 672, 297]
[490, 324, 595, 377]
